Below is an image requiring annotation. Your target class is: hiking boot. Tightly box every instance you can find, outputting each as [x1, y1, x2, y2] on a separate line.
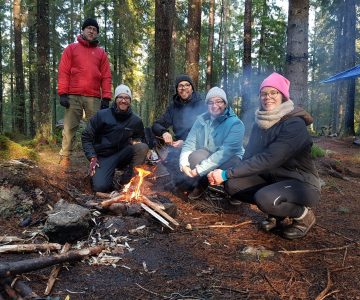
[58, 156, 71, 168]
[188, 186, 205, 201]
[282, 208, 316, 240]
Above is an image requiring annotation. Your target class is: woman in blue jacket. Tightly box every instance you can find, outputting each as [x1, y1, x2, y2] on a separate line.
[208, 73, 321, 240]
[180, 87, 245, 200]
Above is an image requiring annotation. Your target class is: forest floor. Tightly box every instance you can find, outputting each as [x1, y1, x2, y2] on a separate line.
[0, 136, 359, 300]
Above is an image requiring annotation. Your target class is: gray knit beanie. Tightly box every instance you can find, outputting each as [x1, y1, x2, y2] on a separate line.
[114, 84, 132, 100]
[205, 87, 228, 106]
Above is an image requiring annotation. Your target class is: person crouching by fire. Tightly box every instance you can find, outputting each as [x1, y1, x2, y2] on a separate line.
[152, 74, 207, 190]
[207, 73, 321, 240]
[82, 84, 149, 192]
[179, 87, 245, 201]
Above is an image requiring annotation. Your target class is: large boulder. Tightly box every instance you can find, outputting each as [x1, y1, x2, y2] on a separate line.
[43, 199, 92, 243]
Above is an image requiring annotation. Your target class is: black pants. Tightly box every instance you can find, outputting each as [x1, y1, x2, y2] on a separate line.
[91, 143, 149, 192]
[225, 175, 320, 218]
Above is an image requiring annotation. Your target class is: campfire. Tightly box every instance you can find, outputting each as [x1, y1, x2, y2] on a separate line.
[96, 166, 179, 230]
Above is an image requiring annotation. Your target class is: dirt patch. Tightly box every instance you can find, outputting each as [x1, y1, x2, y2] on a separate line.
[0, 137, 359, 299]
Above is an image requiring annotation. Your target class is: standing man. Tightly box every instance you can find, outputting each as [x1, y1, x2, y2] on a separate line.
[82, 84, 149, 193]
[58, 17, 112, 167]
[152, 74, 206, 189]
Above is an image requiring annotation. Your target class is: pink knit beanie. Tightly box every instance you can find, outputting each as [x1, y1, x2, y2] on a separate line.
[259, 72, 290, 100]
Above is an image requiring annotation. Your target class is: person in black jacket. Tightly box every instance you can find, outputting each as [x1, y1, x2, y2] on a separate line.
[152, 74, 206, 189]
[208, 73, 321, 240]
[82, 84, 149, 192]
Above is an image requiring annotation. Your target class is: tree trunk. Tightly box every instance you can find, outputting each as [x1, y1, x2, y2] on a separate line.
[206, 0, 215, 91]
[0, 21, 3, 133]
[154, 0, 175, 119]
[342, 0, 355, 136]
[185, 0, 202, 89]
[222, 0, 229, 93]
[257, 0, 267, 75]
[240, 0, 253, 134]
[285, 0, 309, 108]
[13, 0, 26, 134]
[28, 0, 36, 137]
[36, 0, 51, 139]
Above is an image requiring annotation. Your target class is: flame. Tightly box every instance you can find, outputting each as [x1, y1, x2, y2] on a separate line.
[121, 166, 151, 201]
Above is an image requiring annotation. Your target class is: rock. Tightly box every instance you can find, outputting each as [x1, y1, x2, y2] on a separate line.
[43, 199, 92, 243]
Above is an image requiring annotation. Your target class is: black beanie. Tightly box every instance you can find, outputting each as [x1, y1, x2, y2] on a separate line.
[175, 74, 195, 91]
[82, 18, 99, 33]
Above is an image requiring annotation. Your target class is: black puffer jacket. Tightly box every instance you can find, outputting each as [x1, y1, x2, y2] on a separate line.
[152, 91, 206, 141]
[82, 102, 145, 159]
[226, 108, 321, 191]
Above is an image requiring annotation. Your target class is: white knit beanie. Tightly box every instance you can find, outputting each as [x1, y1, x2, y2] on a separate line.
[114, 84, 132, 100]
[205, 87, 228, 106]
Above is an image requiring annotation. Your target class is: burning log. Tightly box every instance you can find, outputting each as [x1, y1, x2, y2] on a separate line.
[0, 245, 104, 278]
[0, 243, 62, 254]
[44, 243, 71, 296]
[100, 195, 127, 207]
[95, 192, 112, 199]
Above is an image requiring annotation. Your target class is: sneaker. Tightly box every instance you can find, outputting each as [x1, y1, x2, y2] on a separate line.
[188, 186, 205, 201]
[260, 215, 285, 232]
[282, 208, 316, 240]
[229, 198, 243, 206]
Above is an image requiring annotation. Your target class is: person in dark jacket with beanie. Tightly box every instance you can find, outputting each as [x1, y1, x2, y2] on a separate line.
[58, 18, 112, 168]
[208, 72, 321, 240]
[152, 74, 206, 189]
[82, 84, 149, 192]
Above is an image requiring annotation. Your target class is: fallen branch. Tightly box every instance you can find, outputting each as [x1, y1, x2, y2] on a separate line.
[278, 244, 353, 255]
[193, 220, 253, 229]
[0, 245, 104, 278]
[315, 269, 332, 300]
[0, 243, 62, 254]
[44, 243, 71, 296]
[140, 203, 173, 230]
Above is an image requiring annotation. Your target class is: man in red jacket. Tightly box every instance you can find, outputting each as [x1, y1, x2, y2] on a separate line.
[58, 18, 112, 167]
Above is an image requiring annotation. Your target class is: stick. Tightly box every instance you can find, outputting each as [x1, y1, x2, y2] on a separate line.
[95, 192, 112, 199]
[278, 244, 352, 254]
[141, 195, 179, 226]
[44, 243, 71, 295]
[0, 243, 62, 254]
[315, 269, 332, 300]
[0, 236, 25, 243]
[100, 195, 127, 207]
[193, 220, 253, 229]
[0, 245, 104, 278]
[140, 203, 173, 230]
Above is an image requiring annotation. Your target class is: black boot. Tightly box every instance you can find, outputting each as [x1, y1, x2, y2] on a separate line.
[282, 208, 316, 240]
[260, 216, 284, 232]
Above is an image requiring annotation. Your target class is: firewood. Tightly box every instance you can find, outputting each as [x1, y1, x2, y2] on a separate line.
[95, 192, 112, 199]
[0, 245, 104, 278]
[0, 236, 25, 243]
[44, 243, 71, 296]
[140, 203, 174, 230]
[100, 195, 127, 207]
[141, 195, 179, 226]
[0, 243, 62, 254]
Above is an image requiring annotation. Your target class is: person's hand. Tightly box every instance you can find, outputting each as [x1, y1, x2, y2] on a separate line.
[59, 94, 70, 108]
[208, 169, 224, 185]
[101, 98, 110, 109]
[89, 157, 99, 176]
[181, 165, 194, 177]
[162, 132, 173, 145]
[172, 140, 184, 148]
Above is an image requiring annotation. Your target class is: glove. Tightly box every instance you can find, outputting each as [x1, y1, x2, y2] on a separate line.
[101, 98, 110, 109]
[89, 157, 99, 176]
[59, 94, 70, 108]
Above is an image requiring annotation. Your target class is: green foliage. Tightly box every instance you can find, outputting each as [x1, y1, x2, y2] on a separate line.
[0, 135, 38, 160]
[311, 144, 326, 159]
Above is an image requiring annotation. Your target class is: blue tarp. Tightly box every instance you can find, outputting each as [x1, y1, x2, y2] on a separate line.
[321, 65, 360, 83]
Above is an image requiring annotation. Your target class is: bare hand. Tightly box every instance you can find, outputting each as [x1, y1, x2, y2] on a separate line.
[172, 140, 184, 148]
[182, 166, 194, 177]
[89, 157, 99, 177]
[162, 132, 173, 145]
[207, 169, 224, 185]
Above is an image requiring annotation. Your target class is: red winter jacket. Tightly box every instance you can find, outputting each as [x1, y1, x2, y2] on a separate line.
[58, 35, 112, 99]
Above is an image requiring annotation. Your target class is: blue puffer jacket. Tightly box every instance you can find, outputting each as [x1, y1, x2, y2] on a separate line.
[180, 107, 245, 176]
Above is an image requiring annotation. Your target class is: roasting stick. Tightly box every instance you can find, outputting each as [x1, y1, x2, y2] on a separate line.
[141, 195, 179, 227]
[140, 203, 174, 230]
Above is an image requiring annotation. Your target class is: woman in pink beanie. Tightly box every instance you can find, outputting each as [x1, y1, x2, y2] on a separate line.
[208, 72, 321, 240]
